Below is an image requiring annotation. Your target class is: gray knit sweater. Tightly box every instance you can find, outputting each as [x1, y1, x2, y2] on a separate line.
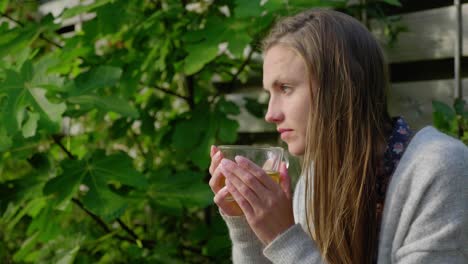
[222, 126, 468, 263]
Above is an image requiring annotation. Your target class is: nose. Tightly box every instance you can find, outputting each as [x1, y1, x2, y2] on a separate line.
[265, 99, 283, 123]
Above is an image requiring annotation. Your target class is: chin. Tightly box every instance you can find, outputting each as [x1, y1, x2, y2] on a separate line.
[287, 144, 305, 156]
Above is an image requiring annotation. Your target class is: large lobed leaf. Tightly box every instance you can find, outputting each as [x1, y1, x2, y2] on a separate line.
[0, 62, 66, 138]
[44, 150, 147, 221]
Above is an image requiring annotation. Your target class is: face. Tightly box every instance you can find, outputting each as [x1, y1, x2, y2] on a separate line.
[263, 45, 313, 156]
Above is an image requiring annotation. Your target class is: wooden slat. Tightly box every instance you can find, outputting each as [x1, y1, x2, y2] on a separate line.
[389, 78, 468, 129]
[371, 4, 468, 63]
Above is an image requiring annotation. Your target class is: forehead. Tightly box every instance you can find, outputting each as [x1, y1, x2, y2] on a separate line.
[263, 45, 307, 87]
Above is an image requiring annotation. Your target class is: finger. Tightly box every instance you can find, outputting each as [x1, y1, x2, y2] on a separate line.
[213, 186, 243, 216]
[210, 145, 218, 158]
[221, 159, 267, 196]
[234, 156, 276, 189]
[279, 162, 291, 200]
[209, 163, 225, 194]
[221, 159, 263, 206]
[209, 150, 223, 175]
[225, 178, 255, 217]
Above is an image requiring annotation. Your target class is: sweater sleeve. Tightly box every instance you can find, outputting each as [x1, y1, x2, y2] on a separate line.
[393, 142, 468, 264]
[221, 213, 272, 264]
[263, 224, 325, 264]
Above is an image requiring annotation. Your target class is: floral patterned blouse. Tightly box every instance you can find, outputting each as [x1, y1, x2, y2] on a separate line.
[375, 117, 413, 261]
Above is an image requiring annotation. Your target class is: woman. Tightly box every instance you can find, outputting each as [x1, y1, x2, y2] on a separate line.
[209, 9, 468, 264]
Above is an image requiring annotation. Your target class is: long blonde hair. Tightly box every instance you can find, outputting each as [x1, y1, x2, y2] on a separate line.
[263, 9, 392, 264]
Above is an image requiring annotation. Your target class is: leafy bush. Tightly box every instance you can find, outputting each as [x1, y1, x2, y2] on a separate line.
[0, 0, 401, 263]
[432, 98, 468, 145]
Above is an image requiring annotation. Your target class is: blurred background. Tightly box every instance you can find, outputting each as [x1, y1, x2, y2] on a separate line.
[0, 0, 466, 263]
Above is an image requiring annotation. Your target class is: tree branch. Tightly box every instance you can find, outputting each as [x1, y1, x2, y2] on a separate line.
[72, 198, 111, 233]
[39, 34, 63, 49]
[142, 81, 190, 101]
[52, 135, 77, 160]
[72, 198, 143, 245]
[1, 12, 24, 26]
[186, 75, 195, 109]
[1, 12, 63, 49]
[55, 138, 155, 249]
[117, 218, 139, 240]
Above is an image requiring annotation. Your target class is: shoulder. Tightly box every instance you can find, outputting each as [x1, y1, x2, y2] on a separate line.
[389, 126, 468, 198]
[402, 126, 468, 172]
[382, 127, 468, 260]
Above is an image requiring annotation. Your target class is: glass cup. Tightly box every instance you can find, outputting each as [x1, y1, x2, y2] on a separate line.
[218, 145, 284, 201]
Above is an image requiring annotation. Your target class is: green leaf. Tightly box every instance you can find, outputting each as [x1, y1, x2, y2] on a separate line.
[218, 116, 239, 143]
[183, 16, 227, 75]
[13, 232, 39, 262]
[0, 26, 40, 60]
[22, 112, 40, 138]
[82, 174, 128, 221]
[218, 98, 240, 115]
[26, 206, 62, 241]
[172, 116, 206, 150]
[454, 98, 466, 116]
[43, 159, 87, 207]
[21, 60, 34, 82]
[1, 68, 66, 135]
[432, 100, 457, 134]
[184, 44, 218, 75]
[81, 150, 147, 220]
[61, 0, 113, 19]
[234, 0, 262, 18]
[152, 170, 212, 208]
[45, 151, 146, 220]
[7, 197, 47, 231]
[2, 68, 23, 90]
[67, 95, 139, 118]
[244, 97, 267, 118]
[0, 126, 12, 151]
[56, 245, 80, 264]
[0, 0, 9, 13]
[432, 100, 455, 120]
[263, 0, 285, 13]
[379, 0, 402, 6]
[71, 66, 122, 96]
[29, 88, 66, 123]
[89, 151, 148, 189]
[31, 52, 66, 87]
[228, 32, 251, 58]
[286, 0, 347, 9]
[189, 113, 216, 169]
[203, 235, 231, 257]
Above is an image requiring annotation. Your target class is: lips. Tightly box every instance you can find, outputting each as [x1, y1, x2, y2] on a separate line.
[278, 128, 293, 139]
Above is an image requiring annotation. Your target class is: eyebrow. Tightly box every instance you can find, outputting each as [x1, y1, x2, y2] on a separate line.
[263, 79, 293, 90]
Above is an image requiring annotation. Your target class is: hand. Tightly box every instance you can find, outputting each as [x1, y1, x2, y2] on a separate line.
[208, 145, 243, 216]
[220, 156, 294, 245]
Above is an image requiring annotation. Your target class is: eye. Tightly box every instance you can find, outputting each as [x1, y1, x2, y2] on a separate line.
[279, 84, 292, 94]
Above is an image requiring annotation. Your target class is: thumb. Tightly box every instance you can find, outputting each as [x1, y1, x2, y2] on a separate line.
[279, 162, 291, 200]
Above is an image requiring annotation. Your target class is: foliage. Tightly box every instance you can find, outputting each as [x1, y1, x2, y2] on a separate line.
[432, 98, 468, 145]
[0, 0, 400, 263]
